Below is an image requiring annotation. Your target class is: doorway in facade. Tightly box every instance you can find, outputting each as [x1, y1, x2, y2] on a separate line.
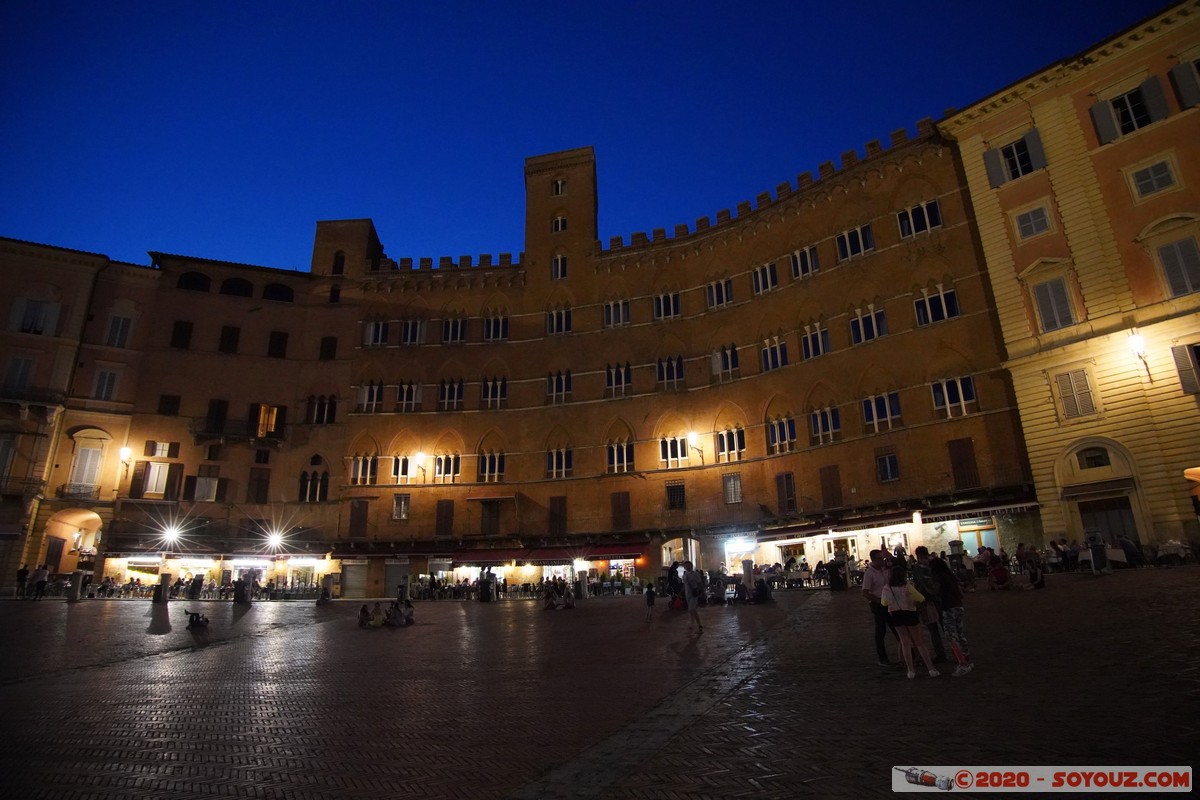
[823, 536, 859, 562]
[1077, 496, 1139, 546]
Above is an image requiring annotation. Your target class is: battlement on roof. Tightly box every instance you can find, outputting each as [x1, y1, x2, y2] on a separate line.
[599, 118, 938, 255]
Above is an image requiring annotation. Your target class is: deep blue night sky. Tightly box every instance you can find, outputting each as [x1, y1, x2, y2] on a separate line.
[0, 1, 1168, 271]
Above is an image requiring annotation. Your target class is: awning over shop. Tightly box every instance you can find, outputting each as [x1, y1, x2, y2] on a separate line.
[453, 541, 647, 566]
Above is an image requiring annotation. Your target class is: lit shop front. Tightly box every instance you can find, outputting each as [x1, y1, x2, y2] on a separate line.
[98, 553, 333, 591]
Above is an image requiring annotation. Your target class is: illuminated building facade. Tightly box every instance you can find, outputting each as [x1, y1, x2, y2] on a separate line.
[940, 1, 1200, 551]
[10, 6, 1194, 595]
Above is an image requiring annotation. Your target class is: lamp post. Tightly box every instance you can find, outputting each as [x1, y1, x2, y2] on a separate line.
[687, 431, 705, 465]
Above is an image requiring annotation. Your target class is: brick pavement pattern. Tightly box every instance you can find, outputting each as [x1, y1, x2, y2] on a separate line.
[0, 569, 1197, 799]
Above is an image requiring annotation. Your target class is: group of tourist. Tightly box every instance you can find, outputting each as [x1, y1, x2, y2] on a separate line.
[358, 599, 415, 628]
[862, 547, 974, 679]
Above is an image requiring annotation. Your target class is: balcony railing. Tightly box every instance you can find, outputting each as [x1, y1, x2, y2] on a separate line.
[56, 483, 102, 500]
[0, 476, 45, 496]
[0, 386, 67, 406]
[188, 417, 287, 444]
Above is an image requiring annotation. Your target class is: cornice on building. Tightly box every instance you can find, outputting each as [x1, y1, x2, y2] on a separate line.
[940, 0, 1199, 134]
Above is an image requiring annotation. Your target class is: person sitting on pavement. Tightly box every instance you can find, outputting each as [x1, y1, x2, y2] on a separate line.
[1024, 555, 1046, 590]
[988, 561, 1014, 591]
[751, 578, 773, 604]
[402, 599, 415, 626]
[358, 604, 371, 628]
[184, 609, 209, 629]
[368, 602, 386, 628]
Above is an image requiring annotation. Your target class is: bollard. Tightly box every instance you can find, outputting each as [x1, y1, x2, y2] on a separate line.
[153, 572, 173, 604]
[66, 570, 84, 603]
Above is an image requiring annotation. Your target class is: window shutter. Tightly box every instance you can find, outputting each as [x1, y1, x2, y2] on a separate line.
[1159, 239, 1200, 297]
[1024, 129, 1046, 171]
[947, 438, 981, 490]
[362, 324, 373, 346]
[1140, 75, 1169, 123]
[128, 462, 147, 499]
[1071, 370, 1095, 415]
[42, 303, 60, 337]
[7, 299, 25, 332]
[183, 476, 197, 501]
[274, 405, 287, 431]
[611, 491, 631, 531]
[1172, 345, 1200, 394]
[143, 440, 155, 457]
[167, 442, 180, 458]
[215, 478, 229, 502]
[775, 473, 789, 514]
[164, 463, 185, 500]
[1090, 100, 1119, 145]
[983, 148, 1006, 188]
[1056, 372, 1082, 418]
[1170, 62, 1200, 109]
[819, 464, 842, 508]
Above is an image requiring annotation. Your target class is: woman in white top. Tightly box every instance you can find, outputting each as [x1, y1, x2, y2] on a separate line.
[880, 565, 940, 679]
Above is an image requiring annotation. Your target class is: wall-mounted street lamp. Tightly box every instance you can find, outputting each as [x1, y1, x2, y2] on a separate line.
[687, 431, 705, 465]
[119, 446, 132, 479]
[414, 452, 427, 481]
[1128, 331, 1151, 381]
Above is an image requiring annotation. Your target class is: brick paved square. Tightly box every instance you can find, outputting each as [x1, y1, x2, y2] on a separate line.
[0, 569, 1196, 799]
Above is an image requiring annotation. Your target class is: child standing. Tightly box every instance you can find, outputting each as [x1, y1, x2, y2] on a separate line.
[644, 582, 656, 622]
[880, 565, 939, 679]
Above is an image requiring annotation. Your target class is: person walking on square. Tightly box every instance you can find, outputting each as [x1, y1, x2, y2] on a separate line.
[930, 556, 973, 676]
[16, 564, 29, 598]
[862, 550, 897, 666]
[683, 561, 704, 633]
[31, 564, 49, 600]
[644, 582, 656, 622]
[880, 564, 939, 679]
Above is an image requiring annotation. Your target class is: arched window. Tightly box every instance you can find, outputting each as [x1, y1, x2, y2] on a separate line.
[262, 283, 294, 303]
[299, 469, 330, 502]
[332, 251, 345, 275]
[219, 278, 253, 297]
[177, 272, 211, 292]
[329, 284, 341, 304]
[306, 395, 337, 424]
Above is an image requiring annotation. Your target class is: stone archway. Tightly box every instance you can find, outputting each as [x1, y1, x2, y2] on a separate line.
[41, 508, 103, 575]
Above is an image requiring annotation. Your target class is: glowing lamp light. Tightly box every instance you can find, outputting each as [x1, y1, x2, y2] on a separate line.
[1128, 333, 1146, 359]
[118, 446, 132, 463]
[687, 431, 698, 447]
[162, 526, 181, 543]
[267, 531, 284, 548]
[726, 538, 752, 553]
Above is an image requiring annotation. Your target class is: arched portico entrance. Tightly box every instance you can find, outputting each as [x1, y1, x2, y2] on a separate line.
[39, 508, 103, 576]
[1054, 438, 1149, 546]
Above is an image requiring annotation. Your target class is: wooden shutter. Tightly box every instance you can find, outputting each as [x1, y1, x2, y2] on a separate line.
[948, 438, 981, 490]
[1170, 62, 1200, 109]
[1090, 100, 1119, 145]
[183, 476, 197, 501]
[1140, 75, 1169, 123]
[349, 499, 369, 538]
[167, 442, 180, 458]
[1172, 345, 1200, 394]
[215, 478, 230, 502]
[164, 463, 184, 500]
[548, 496, 567, 537]
[128, 462, 147, 499]
[819, 464, 842, 508]
[143, 440, 155, 457]
[983, 148, 1006, 188]
[435, 499, 454, 537]
[1054, 369, 1094, 419]
[776, 472, 796, 515]
[611, 491, 631, 531]
[1024, 129, 1046, 171]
